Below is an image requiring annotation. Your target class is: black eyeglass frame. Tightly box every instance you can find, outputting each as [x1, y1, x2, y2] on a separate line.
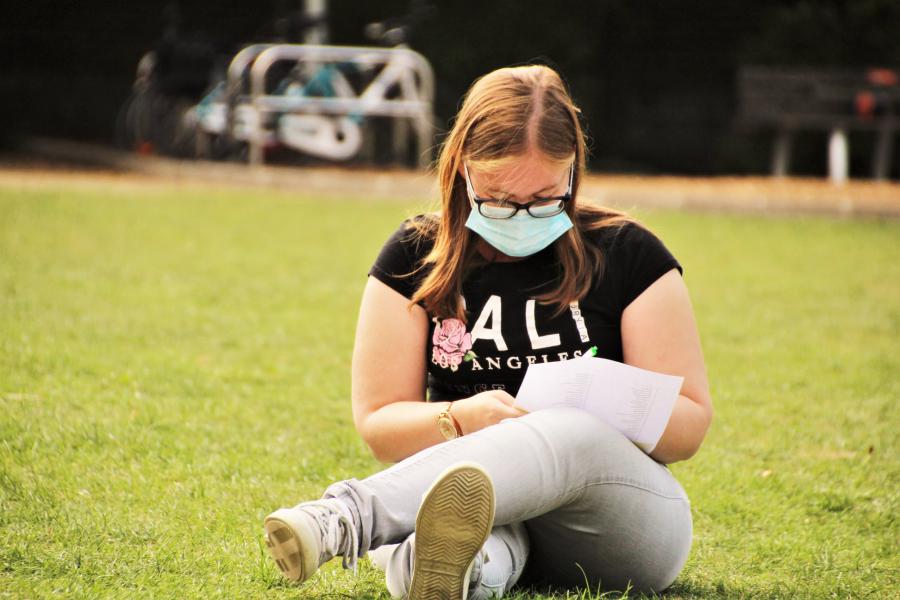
[463, 163, 575, 219]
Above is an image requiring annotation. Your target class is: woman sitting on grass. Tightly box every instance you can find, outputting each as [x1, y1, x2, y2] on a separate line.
[263, 64, 712, 599]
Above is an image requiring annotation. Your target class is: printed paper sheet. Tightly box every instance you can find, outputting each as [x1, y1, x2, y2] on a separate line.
[514, 356, 683, 453]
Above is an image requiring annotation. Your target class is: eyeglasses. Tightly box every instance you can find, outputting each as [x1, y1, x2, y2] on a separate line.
[463, 163, 574, 219]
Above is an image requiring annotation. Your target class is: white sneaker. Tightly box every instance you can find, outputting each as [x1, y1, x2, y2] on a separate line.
[263, 498, 359, 584]
[367, 542, 400, 572]
[408, 462, 496, 600]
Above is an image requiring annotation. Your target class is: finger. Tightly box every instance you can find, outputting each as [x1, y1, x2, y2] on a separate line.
[495, 391, 517, 406]
[502, 404, 528, 417]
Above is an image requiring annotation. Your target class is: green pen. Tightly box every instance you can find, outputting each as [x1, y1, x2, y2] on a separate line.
[586, 345, 598, 357]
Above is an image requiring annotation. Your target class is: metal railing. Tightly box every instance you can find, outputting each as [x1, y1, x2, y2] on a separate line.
[244, 44, 435, 167]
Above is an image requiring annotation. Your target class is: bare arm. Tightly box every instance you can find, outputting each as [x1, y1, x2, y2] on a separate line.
[621, 268, 713, 463]
[351, 277, 523, 463]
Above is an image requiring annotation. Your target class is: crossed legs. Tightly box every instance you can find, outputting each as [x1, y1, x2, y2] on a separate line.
[323, 408, 692, 596]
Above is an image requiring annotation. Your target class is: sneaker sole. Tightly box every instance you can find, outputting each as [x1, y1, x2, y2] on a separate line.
[409, 462, 496, 600]
[264, 508, 319, 583]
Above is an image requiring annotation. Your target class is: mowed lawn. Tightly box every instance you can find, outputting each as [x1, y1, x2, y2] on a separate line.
[1, 176, 897, 599]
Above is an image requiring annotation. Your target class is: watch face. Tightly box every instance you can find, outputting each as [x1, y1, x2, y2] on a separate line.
[438, 416, 458, 440]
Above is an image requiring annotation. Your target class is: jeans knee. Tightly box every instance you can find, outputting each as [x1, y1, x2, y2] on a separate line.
[518, 408, 630, 457]
[511, 408, 658, 489]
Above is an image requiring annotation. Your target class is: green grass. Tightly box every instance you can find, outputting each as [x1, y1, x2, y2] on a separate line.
[1, 178, 897, 599]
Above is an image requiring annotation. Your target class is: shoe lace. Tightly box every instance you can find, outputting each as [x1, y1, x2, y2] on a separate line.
[304, 502, 360, 572]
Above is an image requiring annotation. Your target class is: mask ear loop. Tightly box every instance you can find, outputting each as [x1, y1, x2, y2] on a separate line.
[462, 163, 478, 207]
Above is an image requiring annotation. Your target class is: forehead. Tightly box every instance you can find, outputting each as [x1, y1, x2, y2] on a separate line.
[469, 154, 571, 196]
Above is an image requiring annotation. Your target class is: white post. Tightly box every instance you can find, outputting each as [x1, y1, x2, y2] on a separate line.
[828, 127, 848, 185]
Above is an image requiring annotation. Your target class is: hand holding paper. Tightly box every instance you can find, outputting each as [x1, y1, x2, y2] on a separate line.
[514, 355, 684, 453]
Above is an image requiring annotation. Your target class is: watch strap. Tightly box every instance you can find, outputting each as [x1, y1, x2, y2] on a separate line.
[438, 402, 463, 439]
[446, 402, 463, 437]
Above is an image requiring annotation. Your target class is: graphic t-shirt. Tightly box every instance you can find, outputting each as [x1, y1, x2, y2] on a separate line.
[368, 217, 682, 401]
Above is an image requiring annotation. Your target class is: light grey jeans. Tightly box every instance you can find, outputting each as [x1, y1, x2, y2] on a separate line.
[323, 408, 692, 597]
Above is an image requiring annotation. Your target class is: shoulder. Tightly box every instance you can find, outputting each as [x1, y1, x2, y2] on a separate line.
[369, 214, 437, 300]
[583, 218, 682, 308]
[582, 218, 662, 254]
[382, 213, 438, 256]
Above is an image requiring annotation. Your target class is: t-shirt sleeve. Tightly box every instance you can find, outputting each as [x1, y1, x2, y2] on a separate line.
[610, 222, 683, 309]
[368, 220, 428, 300]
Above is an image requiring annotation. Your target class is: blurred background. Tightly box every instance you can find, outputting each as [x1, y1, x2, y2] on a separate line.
[3, 0, 900, 178]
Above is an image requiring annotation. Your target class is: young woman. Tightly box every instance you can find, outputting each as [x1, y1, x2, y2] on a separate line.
[264, 64, 712, 599]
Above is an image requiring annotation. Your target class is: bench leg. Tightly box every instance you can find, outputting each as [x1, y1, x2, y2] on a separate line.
[828, 127, 849, 184]
[772, 130, 792, 177]
[872, 127, 893, 180]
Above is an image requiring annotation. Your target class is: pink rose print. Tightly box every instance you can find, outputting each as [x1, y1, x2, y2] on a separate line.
[431, 318, 476, 372]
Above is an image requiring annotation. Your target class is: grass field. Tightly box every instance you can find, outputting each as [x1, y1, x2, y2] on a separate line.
[1, 176, 898, 599]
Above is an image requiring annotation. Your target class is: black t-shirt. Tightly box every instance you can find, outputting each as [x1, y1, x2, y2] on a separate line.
[368, 217, 682, 401]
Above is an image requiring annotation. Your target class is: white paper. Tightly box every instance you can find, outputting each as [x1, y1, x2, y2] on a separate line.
[514, 357, 684, 453]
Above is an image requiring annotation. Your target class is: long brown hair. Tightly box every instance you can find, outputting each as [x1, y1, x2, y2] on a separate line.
[409, 65, 631, 321]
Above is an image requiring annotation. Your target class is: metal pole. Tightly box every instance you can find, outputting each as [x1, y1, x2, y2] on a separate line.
[305, 0, 328, 45]
[417, 112, 433, 169]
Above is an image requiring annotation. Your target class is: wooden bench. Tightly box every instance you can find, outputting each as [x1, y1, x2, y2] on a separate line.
[737, 66, 900, 182]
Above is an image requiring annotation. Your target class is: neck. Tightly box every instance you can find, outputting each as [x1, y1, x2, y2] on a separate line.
[475, 239, 525, 263]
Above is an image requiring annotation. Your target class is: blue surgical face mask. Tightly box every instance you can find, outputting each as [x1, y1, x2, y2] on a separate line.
[465, 209, 573, 257]
[463, 164, 575, 258]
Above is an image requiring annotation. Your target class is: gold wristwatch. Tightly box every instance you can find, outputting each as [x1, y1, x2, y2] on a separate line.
[437, 402, 463, 440]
